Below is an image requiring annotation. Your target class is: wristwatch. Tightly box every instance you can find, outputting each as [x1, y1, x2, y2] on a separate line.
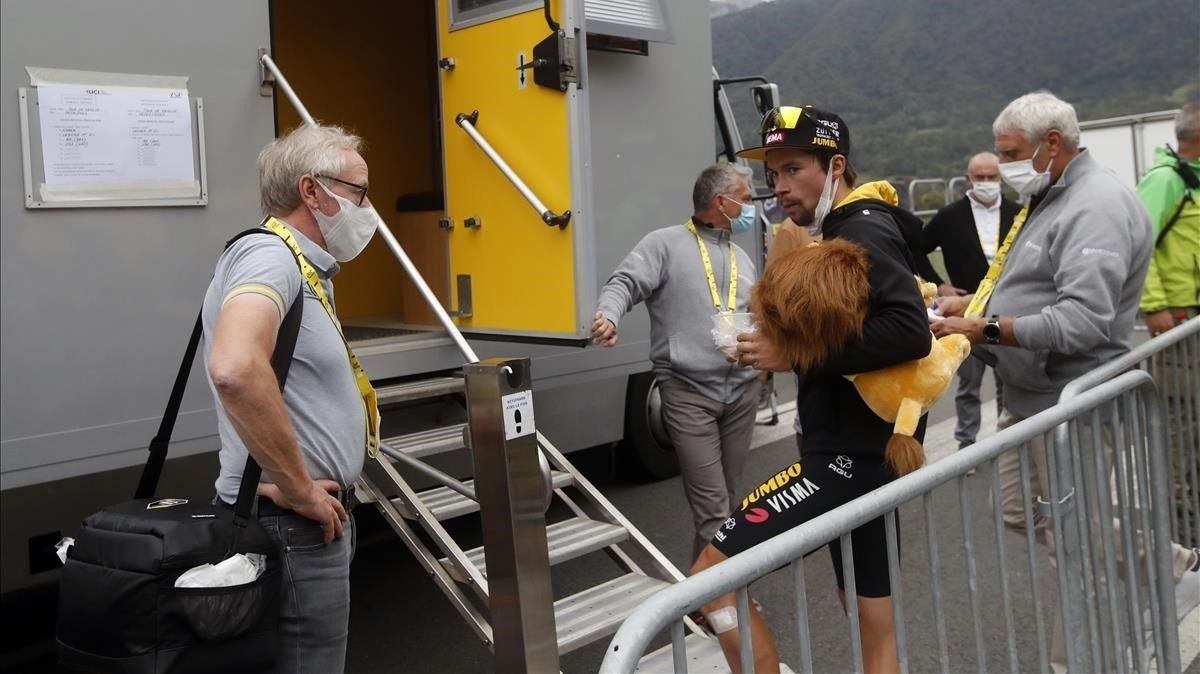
[983, 315, 1002, 345]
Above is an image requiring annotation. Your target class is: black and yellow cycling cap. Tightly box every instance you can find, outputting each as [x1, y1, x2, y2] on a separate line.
[737, 105, 850, 161]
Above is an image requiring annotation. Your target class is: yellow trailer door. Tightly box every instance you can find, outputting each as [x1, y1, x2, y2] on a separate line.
[437, 0, 592, 339]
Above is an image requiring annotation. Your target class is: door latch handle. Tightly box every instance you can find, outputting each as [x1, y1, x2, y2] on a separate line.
[516, 59, 548, 71]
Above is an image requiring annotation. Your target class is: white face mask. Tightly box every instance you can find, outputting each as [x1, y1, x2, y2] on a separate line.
[807, 161, 840, 236]
[999, 143, 1052, 200]
[309, 179, 380, 262]
[970, 180, 1002, 204]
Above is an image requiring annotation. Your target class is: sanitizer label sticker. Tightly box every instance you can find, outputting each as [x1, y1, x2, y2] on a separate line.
[502, 390, 535, 440]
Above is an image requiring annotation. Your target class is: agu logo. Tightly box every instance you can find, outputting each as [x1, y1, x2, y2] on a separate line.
[765, 131, 785, 144]
[745, 507, 770, 524]
[829, 455, 854, 479]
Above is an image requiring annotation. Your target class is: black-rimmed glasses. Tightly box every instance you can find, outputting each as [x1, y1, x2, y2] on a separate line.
[318, 175, 369, 207]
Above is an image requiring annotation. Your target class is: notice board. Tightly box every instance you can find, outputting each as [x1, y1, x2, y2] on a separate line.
[19, 67, 208, 208]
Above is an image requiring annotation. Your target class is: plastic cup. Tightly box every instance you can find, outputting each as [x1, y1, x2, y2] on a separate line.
[711, 312, 756, 358]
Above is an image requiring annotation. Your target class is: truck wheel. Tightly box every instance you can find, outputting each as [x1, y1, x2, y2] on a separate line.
[619, 372, 679, 480]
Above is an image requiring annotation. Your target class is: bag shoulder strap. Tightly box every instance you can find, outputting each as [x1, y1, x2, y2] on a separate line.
[1155, 190, 1194, 248]
[134, 228, 304, 517]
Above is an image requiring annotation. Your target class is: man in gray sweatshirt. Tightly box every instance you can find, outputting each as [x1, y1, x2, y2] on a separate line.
[932, 91, 1200, 671]
[592, 163, 761, 560]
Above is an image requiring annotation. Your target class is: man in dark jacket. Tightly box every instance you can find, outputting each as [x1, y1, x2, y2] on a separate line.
[921, 152, 1020, 450]
[690, 105, 930, 674]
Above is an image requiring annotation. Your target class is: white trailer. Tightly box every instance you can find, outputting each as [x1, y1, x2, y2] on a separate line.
[1, 2, 782, 664]
[1079, 109, 1178, 187]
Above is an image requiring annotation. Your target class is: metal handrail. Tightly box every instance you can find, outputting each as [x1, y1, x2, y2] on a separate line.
[1060, 317, 1199, 402]
[455, 112, 572, 228]
[380, 444, 475, 501]
[599, 369, 1171, 673]
[259, 53, 480, 365]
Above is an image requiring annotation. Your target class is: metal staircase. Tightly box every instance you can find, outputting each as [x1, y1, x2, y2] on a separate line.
[353, 370, 702, 661]
[258, 52, 736, 673]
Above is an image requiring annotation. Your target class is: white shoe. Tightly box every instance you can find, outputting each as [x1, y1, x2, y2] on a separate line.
[1141, 548, 1200, 632]
[1175, 550, 1200, 622]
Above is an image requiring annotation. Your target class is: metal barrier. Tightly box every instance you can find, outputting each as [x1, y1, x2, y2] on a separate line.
[1051, 318, 1199, 673]
[906, 178, 950, 220]
[600, 369, 1183, 673]
[1058, 317, 1200, 549]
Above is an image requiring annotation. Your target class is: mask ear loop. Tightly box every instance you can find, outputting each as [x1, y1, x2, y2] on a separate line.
[718, 194, 742, 223]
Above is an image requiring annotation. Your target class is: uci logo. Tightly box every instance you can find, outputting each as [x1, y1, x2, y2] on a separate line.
[765, 131, 785, 144]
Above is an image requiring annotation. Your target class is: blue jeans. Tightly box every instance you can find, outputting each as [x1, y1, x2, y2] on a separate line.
[259, 511, 356, 674]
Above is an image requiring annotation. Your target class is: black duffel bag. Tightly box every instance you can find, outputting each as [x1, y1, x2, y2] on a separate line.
[57, 229, 302, 673]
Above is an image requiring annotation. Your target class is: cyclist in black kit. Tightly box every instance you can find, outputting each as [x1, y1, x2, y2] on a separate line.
[690, 106, 931, 674]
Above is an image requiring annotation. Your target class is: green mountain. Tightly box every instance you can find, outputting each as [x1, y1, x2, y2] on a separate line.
[711, 0, 1200, 182]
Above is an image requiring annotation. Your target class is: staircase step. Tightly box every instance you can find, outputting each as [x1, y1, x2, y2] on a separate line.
[381, 423, 468, 460]
[397, 470, 574, 521]
[375, 376, 463, 406]
[555, 573, 671, 655]
[635, 633, 797, 673]
[440, 516, 628, 582]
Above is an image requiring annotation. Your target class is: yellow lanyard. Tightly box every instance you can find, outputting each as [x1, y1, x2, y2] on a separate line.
[965, 205, 1031, 319]
[685, 220, 738, 313]
[264, 218, 381, 460]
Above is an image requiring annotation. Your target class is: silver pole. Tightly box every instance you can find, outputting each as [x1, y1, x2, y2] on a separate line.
[466, 358, 559, 674]
[456, 114, 570, 228]
[259, 53, 479, 364]
[379, 444, 475, 501]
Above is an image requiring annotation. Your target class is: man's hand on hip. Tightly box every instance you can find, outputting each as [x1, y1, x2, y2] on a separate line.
[592, 312, 618, 347]
[258, 479, 348, 544]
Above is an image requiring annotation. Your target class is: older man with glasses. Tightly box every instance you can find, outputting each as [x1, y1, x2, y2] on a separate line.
[204, 124, 383, 672]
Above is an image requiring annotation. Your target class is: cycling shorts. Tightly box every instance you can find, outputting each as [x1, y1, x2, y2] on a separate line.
[709, 451, 898, 598]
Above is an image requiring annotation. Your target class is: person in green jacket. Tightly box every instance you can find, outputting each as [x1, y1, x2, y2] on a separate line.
[1138, 103, 1200, 614]
[1138, 102, 1200, 336]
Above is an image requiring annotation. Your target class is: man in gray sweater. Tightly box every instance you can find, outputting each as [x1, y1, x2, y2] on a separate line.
[592, 163, 761, 560]
[933, 91, 1199, 670]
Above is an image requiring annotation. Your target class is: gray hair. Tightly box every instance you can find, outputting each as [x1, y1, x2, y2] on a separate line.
[992, 90, 1080, 148]
[257, 124, 364, 216]
[1176, 102, 1200, 143]
[692, 163, 754, 213]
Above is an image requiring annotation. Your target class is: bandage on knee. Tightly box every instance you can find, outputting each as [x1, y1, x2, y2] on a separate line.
[706, 606, 738, 634]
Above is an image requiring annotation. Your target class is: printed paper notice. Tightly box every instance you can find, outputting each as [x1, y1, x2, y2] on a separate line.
[37, 84, 194, 185]
[502, 391, 536, 440]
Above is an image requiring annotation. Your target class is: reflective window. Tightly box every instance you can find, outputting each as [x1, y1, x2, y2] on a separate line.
[452, 0, 540, 29]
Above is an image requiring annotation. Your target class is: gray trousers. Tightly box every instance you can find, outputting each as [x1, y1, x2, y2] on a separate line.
[260, 511, 357, 674]
[658, 377, 761, 561]
[954, 353, 1005, 448]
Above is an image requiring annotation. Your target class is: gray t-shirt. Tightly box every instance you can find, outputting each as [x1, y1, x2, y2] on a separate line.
[203, 221, 366, 503]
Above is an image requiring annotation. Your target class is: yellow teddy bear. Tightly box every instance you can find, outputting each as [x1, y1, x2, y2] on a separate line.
[752, 239, 970, 476]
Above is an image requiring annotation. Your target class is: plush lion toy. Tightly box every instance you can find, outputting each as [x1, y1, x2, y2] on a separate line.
[752, 239, 971, 476]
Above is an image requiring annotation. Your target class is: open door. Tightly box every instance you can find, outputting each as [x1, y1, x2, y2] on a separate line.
[437, 0, 592, 339]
